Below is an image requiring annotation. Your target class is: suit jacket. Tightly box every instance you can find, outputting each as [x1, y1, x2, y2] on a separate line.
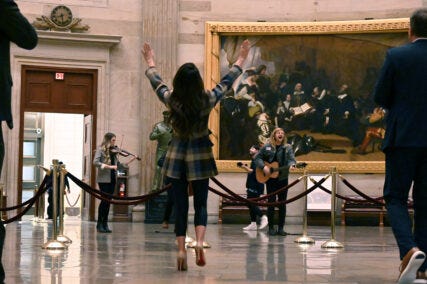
[0, 0, 38, 129]
[374, 39, 427, 150]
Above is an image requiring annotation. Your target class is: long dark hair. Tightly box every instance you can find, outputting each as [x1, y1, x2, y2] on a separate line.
[168, 63, 207, 138]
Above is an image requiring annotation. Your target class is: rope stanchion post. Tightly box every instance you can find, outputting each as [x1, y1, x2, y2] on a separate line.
[321, 166, 344, 249]
[42, 159, 67, 250]
[56, 163, 71, 245]
[295, 170, 315, 244]
[33, 185, 39, 222]
[0, 184, 4, 222]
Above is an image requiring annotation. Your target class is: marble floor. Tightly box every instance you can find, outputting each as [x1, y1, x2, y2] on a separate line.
[2, 217, 423, 284]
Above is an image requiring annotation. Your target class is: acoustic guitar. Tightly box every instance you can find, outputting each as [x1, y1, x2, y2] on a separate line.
[256, 162, 307, 183]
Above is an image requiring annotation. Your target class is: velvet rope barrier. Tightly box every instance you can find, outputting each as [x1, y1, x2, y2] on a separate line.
[209, 176, 328, 207]
[66, 172, 170, 205]
[0, 175, 48, 212]
[1, 176, 49, 224]
[339, 175, 385, 205]
[309, 175, 385, 205]
[210, 176, 303, 203]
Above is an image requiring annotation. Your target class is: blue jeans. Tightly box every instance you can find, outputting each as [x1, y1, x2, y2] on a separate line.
[384, 148, 427, 271]
[169, 177, 208, 237]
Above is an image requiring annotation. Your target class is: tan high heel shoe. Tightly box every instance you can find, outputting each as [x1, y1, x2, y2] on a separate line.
[194, 246, 206, 267]
[177, 251, 187, 271]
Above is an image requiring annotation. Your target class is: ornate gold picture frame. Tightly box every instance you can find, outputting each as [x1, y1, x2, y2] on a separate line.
[205, 19, 409, 174]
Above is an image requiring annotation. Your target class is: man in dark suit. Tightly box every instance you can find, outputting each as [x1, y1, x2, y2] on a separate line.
[374, 8, 427, 284]
[0, 0, 38, 282]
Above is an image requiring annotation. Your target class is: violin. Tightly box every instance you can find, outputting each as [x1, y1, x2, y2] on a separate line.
[110, 146, 141, 161]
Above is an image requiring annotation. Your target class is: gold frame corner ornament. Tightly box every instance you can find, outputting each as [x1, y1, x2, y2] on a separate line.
[205, 18, 409, 174]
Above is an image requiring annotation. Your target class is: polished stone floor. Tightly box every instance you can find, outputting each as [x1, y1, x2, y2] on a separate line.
[2, 216, 421, 284]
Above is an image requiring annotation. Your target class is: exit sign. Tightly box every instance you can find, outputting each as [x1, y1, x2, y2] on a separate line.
[55, 72, 64, 80]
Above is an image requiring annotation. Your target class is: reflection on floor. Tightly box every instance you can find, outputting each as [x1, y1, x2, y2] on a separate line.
[2, 217, 416, 283]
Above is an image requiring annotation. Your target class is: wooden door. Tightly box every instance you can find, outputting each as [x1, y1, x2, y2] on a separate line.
[81, 114, 96, 220]
[19, 66, 97, 220]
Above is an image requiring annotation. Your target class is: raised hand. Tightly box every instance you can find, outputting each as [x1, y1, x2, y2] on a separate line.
[142, 42, 155, 67]
[235, 39, 251, 67]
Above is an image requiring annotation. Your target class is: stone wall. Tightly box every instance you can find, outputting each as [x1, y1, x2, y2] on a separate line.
[4, 0, 423, 223]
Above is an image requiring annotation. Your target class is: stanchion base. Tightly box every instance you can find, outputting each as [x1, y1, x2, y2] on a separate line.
[294, 235, 315, 244]
[187, 241, 211, 248]
[57, 234, 72, 245]
[41, 240, 67, 250]
[321, 239, 344, 249]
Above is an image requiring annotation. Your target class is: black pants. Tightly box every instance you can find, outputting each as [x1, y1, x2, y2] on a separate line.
[266, 178, 288, 229]
[247, 189, 263, 222]
[97, 182, 115, 223]
[170, 177, 208, 237]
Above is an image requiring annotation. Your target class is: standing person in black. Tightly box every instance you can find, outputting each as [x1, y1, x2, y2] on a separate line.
[0, 1, 38, 282]
[93, 133, 136, 233]
[374, 8, 427, 284]
[238, 145, 268, 231]
[255, 128, 296, 236]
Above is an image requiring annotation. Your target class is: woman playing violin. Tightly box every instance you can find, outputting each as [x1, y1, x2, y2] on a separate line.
[93, 132, 137, 233]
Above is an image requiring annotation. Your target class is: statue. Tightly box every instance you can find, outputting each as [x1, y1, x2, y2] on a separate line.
[149, 111, 172, 191]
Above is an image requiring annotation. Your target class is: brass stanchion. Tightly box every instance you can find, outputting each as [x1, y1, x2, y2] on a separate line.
[0, 184, 4, 223]
[321, 167, 343, 249]
[37, 165, 50, 224]
[295, 170, 315, 244]
[56, 163, 71, 245]
[42, 159, 67, 250]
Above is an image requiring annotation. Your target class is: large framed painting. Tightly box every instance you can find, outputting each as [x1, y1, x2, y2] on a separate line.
[205, 18, 409, 173]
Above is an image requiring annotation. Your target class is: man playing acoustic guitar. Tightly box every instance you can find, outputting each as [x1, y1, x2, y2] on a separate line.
[254, 128, 296, 236]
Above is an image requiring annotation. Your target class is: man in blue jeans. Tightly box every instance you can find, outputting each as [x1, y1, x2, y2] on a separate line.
[0, 1, 38, 282]
[374, 8, 427, 284]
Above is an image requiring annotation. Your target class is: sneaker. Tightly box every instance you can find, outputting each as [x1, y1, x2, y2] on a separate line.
[259, 215, 268, 230]
[277, 229, 288, 236]
[243, 223, 257, 231]
[398, 248, 426, 284]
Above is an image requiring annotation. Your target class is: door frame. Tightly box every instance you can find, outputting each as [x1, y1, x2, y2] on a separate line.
[19, 65, 98, 220]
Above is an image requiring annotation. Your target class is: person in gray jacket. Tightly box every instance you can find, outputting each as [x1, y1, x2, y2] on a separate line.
[93, 132, 136, 233]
